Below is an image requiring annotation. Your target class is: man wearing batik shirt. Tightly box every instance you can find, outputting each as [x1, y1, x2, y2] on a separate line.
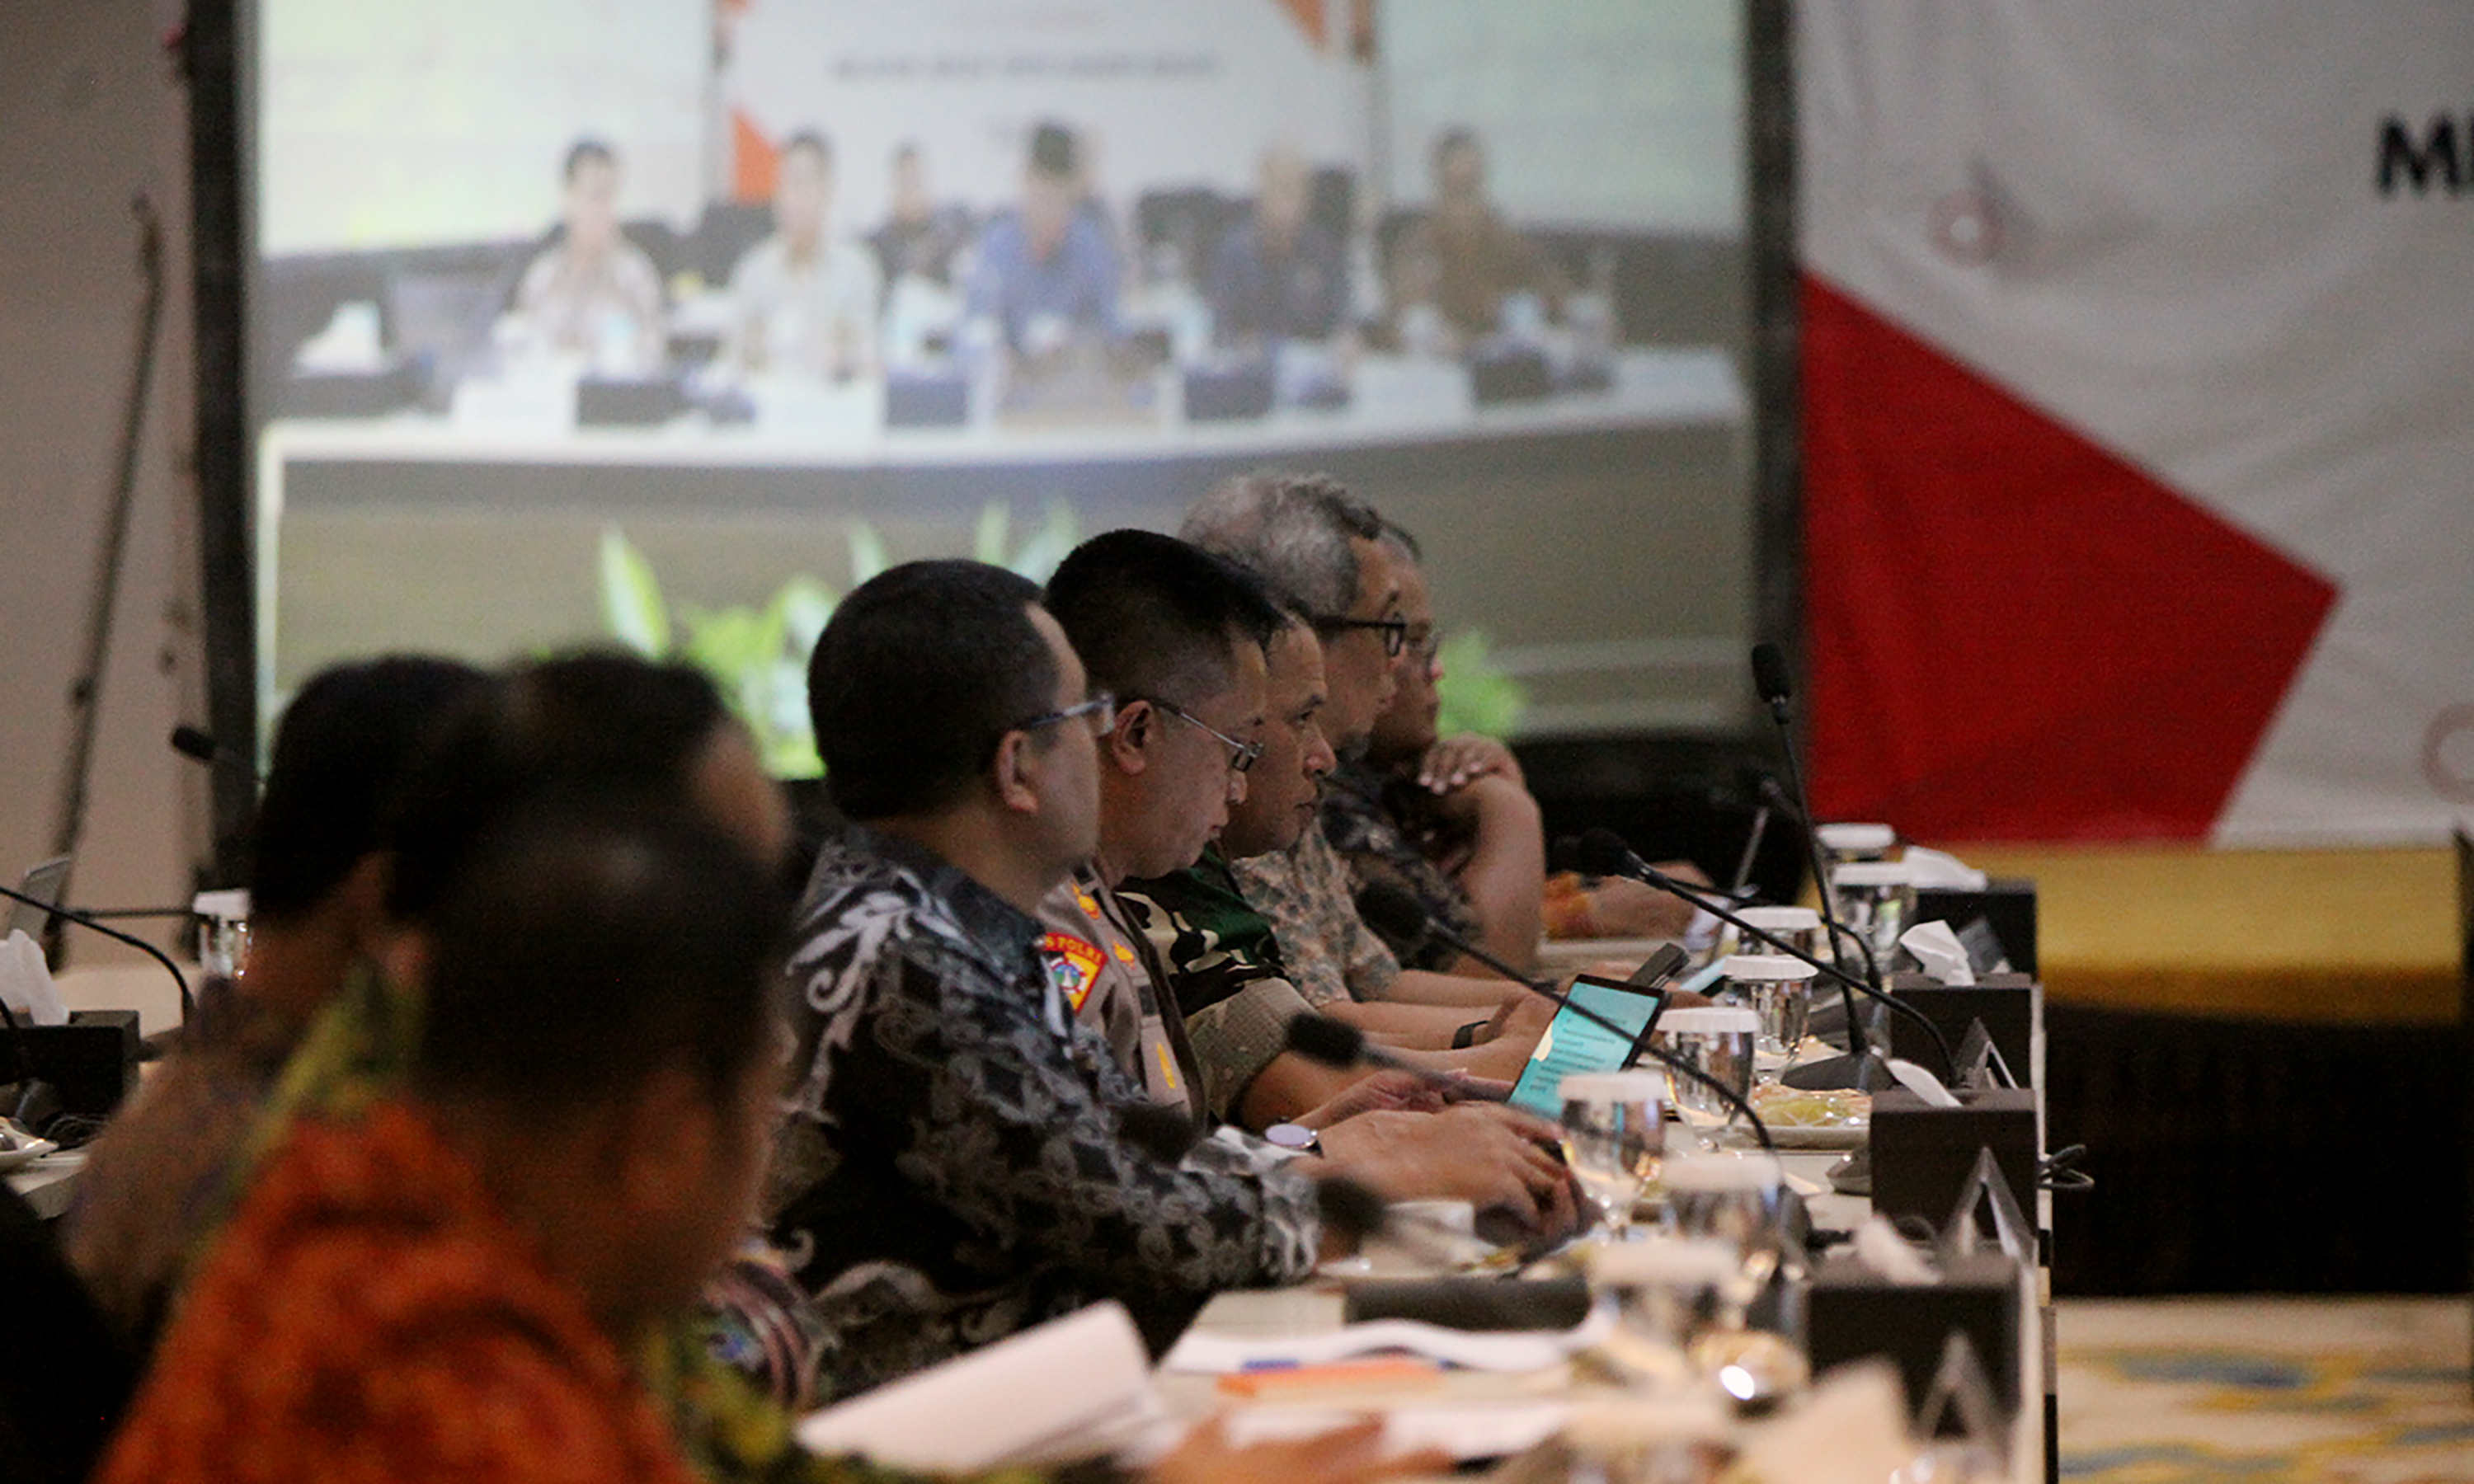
[1180, 471, 1559, 1019]
[1318, 758, 1488, 973]
[773, 560, 1325, 1392]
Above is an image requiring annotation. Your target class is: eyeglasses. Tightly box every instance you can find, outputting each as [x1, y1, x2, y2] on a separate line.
[1319, 614, 1409, 658]
[1139, 697, 1263, 774]
[1404, 623, 1442, 663]
[1016, 690, 1117, 738]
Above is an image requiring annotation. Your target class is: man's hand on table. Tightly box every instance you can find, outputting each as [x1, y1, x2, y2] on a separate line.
[1315, 1102, 1579, 1241]
[1293, 1069, 1451, 1129]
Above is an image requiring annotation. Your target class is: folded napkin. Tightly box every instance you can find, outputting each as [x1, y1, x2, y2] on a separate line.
[0, 930, 67, 1026]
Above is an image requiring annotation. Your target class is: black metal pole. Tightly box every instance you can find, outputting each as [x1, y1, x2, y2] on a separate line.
[183, 0, 258, 886]
[46, 200, 167, 909]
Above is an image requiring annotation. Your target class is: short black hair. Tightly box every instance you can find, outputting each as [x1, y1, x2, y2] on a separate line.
[807, 560, 1056, 821]
[1045, 529, 1282, 710]
[783, 130, 832, 169]
[249, 656, 491, 924]
[563, 138, 616, 182]
[1181, 470, 1385, 620]
[1028, 121, 1079, 180]
[416, 798, 788, 1116]
[385, 651, 734, 925]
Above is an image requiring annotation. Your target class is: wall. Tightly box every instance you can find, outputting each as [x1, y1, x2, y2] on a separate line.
[0, 0, 205, 965]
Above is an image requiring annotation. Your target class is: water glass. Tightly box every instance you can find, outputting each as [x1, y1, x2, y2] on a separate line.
[193, 888, 252, 982]
[1559, 1070, 1666, 1239]
[1587, 1237, 1742, 1392]
[1722, 954, 1818, 1064]
[1830, 861, 1914, 965]
[1663, 1153, 1792, 1328]
[1815, 820, 1895, 866]
[1650, 1007, 1757, 1152]
[1732, 904, 1824, 962]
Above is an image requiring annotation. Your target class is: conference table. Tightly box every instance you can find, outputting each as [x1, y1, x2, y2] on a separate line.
[1150, 930, 2057, 1484]
[3, 1148, 83, 1221]
[1157, 1129, 2050, 1484]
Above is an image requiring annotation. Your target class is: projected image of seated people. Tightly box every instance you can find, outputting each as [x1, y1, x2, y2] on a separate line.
[724, 131, 882, 383]
[248, 4, 1758, 757]
[510, 139, 666, 377]
[1387, 128, 1565, 359]
[1207, 147, 1349, 355]
[870, 142, 971, 291]
[964, 121, 1123, 372]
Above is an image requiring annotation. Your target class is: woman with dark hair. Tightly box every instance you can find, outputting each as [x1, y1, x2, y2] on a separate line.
[67, 655, 491, 1350]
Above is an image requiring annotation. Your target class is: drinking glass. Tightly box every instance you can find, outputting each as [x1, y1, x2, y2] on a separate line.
[193, 889, 252, 982]
[1816, 820, 1895, 866]
[1586, 1237, 1742, 1392]
[1723, 954, 1818, 1066]
[1558, 1070, 1666, 1240]
[1662, 1153, 1792, 1330]
[1830, 862, 1914, 965]
[1733, 904, 1824, 962]
[1650, 1007, 1757, 1152]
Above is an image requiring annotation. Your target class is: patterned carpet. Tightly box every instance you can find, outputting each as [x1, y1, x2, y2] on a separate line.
[2058, 1298, 2474, 1482]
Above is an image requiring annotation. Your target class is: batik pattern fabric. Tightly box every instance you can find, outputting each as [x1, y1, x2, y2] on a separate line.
[769, 826, 1322, 1395]
[1230, 819, 1402, 1005]
[1317, 760, 1487, 972]
[159, 962, 858, 1482]
[1114, 849, 1323, 1122]
[92, 1101, 708, 1484]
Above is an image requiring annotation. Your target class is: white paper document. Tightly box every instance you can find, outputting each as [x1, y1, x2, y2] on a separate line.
[795, 1302, 1167, 1471]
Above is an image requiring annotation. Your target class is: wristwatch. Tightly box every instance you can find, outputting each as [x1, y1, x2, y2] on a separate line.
[1262, 1122, 1322, 1155]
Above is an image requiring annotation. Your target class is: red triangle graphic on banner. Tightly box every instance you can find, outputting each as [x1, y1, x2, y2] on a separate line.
[732, 110, 779, 204]
[1799, 274, 2339, 841]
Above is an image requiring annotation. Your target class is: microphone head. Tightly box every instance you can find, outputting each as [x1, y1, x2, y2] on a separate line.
[1314, 1174, 1390, 1243]
[1283, 1013, 1370, 1069]
[1573, 828, 1637, 881]
[170, 725, 219, 764]
[1751, 642, 1792, 705]
[1352, 881, 1432, 946]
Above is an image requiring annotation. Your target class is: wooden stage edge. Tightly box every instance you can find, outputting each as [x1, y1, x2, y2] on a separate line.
[1926, 842, 2465, 1026]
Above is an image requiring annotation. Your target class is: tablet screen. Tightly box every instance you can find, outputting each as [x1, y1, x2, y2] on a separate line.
[1506, 974, 1671, 1118]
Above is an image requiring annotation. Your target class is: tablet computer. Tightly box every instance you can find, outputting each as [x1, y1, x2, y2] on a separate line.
[1505, 973, 1673, 1118]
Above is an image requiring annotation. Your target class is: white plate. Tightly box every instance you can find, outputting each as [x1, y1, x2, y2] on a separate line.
[1762, 1121, 1866, 1151]
[0, 1137, 59, 1172]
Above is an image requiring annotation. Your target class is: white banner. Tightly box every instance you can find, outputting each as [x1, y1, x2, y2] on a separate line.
[1799, 1, 2474, 844]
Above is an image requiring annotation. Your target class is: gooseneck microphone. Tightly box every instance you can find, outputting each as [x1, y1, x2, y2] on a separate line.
[1752, 777, 1880, 999]
[1351, 882, 1773, 1151]
[1282, 1015, 1506, 1101]
[0, 880, 192, 1021]
[1748, 642, 1871, 1045]
[172, 724, 260, 785]
[1750, 641, 1794, 726]
[1754, 777, 1881, 990]
[1574, 829, 1954, 1076]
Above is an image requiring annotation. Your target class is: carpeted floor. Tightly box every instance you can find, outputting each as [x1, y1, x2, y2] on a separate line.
[2057, 1297, 2474, 1482]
